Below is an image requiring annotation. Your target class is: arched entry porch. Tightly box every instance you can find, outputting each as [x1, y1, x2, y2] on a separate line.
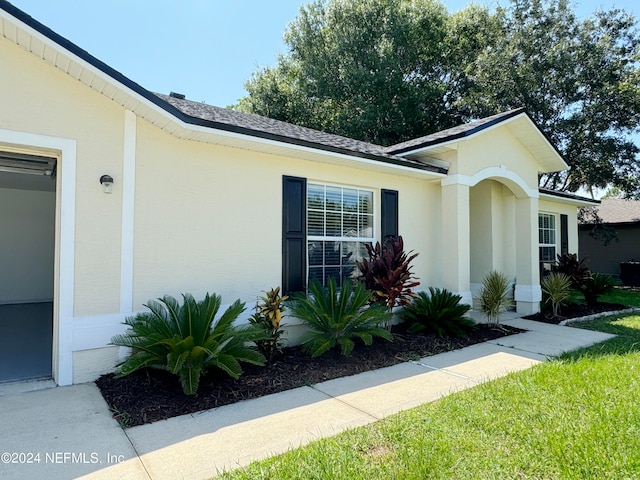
[440, 166, 542, 315]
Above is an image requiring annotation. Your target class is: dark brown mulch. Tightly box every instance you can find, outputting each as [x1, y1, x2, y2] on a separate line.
[95, 323, 523, 428]
[522, 302, 629, 324]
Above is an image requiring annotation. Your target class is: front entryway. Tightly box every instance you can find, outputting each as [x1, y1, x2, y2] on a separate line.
[0, 151, 56, 382]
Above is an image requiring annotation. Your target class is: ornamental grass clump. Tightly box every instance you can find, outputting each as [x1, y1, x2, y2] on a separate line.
[541, 272, 572, 318]
[401, 287, 473, 337]
[287, 278, 392, 357]
[476, 270, 512, 326]
[111, 293, 265, 395]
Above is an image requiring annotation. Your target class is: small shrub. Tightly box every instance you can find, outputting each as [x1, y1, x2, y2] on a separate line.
[111, 293, 265, 395]
[400, 288, 473, 337]
[287, 278, 393, 357]
[357, 235, 420, 329]
[583, 272, 616, 306]
[554, 253, 591, 288]
[541, 272, 572, 318]
[476, 270, 512, 326]
[249, 287, 288, 363]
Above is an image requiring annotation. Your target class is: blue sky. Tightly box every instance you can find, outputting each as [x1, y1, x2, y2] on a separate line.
[8, 0, 639, 107]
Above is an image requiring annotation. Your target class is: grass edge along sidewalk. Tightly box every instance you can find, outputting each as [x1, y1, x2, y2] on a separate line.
[218, 312, 640, 480]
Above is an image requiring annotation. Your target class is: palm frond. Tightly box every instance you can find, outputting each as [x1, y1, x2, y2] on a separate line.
[287, 278, 392, 357]
[110, 292, 264, 395]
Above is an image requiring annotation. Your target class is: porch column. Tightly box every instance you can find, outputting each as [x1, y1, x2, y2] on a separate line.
[514, 196, 541, 314]
[441, 182, 472, 307]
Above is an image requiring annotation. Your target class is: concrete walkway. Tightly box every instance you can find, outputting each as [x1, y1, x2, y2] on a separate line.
[0, 318, 614, 480]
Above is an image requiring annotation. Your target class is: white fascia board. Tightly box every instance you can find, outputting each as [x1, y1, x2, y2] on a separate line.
[396, 113, 568, 173]
[539, 192, 599, 207]
[396, 115, 525, 156]
[3, 11, 445, 180]
[175, 121, 449, 179]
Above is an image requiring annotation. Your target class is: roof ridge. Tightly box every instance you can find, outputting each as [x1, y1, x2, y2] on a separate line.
[385, 108, 527, 154]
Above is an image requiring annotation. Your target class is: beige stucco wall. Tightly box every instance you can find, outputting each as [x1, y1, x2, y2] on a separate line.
[133, 119, 443, 310]
[1, 25, 586, 384]
[539, 198, 580, 254]
[469, 180, 517, 284]
[454, 126, 541, 191]
[1, 38, 124, 316]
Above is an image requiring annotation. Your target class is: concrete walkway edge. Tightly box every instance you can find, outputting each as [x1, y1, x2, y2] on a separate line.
[0, 318, 615, 480]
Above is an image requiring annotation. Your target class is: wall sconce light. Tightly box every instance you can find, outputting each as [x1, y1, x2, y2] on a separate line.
[100, 174, 114, 194]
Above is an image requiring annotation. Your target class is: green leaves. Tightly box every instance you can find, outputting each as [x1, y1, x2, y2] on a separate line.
[111, 293, 265, 395]
[287, 278, 393, 357]
[238, 0, 640, 198]
[248, 287, 288, 363]
[476, 271, 513, 326]
[401, 288, 473, 337]
[357, 236, 420, 325]
[541, 272, 572, 318]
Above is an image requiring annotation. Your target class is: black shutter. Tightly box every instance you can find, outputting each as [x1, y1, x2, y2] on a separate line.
[381, 189, 399, 241]
[282, 176, 307, 294]
[560, 214, 569, 255]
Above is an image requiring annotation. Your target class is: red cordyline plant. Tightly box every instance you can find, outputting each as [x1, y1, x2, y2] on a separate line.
[357, 236, 420, 329]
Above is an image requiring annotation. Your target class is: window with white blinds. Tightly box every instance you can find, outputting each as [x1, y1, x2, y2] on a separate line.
[539, 212, 557, 276]
[307, 183, 375, 286]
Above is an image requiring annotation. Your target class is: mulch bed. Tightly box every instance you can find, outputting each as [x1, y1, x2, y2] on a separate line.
[96, 323, 523, 428]
[522, 302, 630, 324]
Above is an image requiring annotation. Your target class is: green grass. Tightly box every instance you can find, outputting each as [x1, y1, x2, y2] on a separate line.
[567, 286, 640, 308]
[600, 287, 640, 308]
[218, 311, 640, 480]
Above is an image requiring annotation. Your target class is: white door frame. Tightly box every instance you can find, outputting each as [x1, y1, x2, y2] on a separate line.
[0, 128, 76, 385]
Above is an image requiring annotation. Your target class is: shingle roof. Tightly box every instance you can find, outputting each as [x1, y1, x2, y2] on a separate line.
[0, 0, 559, 178]
[155, 93, 446, 173]
[385, 109, 526, 154]
[0, 0, 447, 175]
[590, 198, 640, 224]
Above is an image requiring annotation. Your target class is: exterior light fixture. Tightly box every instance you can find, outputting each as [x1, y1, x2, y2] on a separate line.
[100, 174, 113, 194]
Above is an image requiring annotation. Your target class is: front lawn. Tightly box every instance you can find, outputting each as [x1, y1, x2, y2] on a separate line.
[219, 313, 640, 479]
[600, 286, 640, 308]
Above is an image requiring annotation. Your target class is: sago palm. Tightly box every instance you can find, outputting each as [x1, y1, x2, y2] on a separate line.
[287, 278, 393, 357]
[111, 293, 265, 395]
[401, 288, 473, 337]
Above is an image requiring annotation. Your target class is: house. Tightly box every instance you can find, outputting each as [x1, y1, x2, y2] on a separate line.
[579, 198, 640, 279]
[0, 0, 597, 387]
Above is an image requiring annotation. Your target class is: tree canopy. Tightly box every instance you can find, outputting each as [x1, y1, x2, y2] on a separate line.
[235, 0, 640, 198]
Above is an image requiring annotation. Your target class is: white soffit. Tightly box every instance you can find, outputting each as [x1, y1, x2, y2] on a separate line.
[0, 9, 445, 180]
[400, 114, 568, 174]
[540, 191, 599, 207]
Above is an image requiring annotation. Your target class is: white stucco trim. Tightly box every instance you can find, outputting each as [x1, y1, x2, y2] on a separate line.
[539, 191, 598, 207]
[514, 284, 542, 303]
[454, 290, 474, 308]
[72, 313, 130, 351]
[0, 128, 76, 386]
[442, 166, 539, 199]
[120, 110, 136, 314]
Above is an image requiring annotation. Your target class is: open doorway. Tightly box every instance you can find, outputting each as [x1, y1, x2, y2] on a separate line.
[0, 152, 56, 383]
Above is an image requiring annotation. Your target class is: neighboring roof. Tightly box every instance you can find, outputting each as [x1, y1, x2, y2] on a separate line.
[586, 198, 640, 224]
[539, 188, 600, 207]
[385, 109, 526, 154]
